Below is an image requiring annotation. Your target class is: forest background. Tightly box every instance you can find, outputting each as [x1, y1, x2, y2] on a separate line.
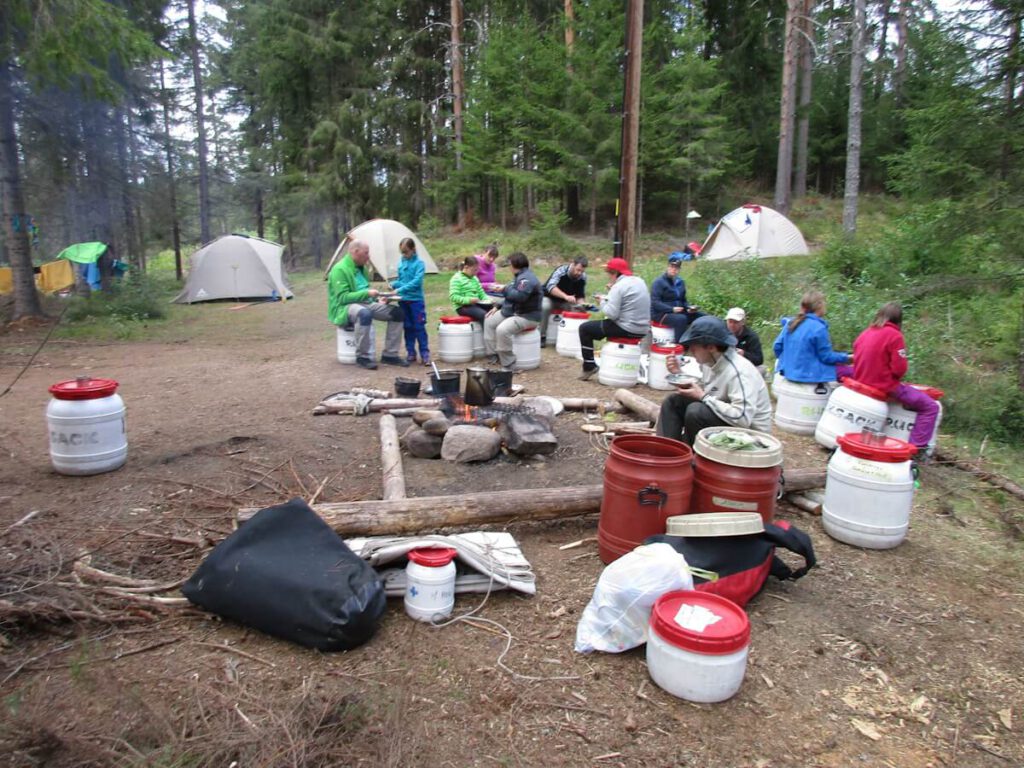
[1, 0, 1022, 447]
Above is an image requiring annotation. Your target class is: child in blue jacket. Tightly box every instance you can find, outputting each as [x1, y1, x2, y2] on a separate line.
[773, 290, 852, 383]
[391, 238, 430, 365]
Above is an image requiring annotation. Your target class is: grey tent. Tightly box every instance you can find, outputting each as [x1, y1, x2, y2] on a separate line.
[174, 235, 293, 303]
[323, 219, 439, 280]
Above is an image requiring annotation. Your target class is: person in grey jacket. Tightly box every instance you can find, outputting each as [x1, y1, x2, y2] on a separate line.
[578, 257, 650, 380]
[656, 315, 773, 445]
[484, 252, 542, 370]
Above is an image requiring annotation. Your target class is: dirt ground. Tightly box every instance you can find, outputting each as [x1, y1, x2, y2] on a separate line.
[1, 276, 1023, 767]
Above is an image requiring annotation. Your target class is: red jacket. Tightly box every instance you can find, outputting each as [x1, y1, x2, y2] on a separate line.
[853, 322, 908, 394]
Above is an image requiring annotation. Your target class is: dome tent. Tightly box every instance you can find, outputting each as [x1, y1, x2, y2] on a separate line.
[174, 235, 293, 304]
[701, 205, 809, 261]
[323, 219, 438, 281]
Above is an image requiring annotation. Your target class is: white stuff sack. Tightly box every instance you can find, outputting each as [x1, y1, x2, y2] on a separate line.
[574, 542, 694, 654]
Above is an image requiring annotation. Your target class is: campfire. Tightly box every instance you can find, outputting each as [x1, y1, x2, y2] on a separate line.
[443, 394, 538, 427]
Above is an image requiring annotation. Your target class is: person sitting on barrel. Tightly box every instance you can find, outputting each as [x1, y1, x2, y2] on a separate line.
[450, 256, 493, 323]
[772, 290, 853, 384]
[650, 253, 703, 342]
[657, 315, 773, 446]
[578, 257, 650, 381]
[725, 306, 765, 374]
[540, 256, 588, 345]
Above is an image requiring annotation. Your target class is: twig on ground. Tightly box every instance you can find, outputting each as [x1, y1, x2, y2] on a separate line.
[2, 510, 40, 537]
[194, 641, 276, 668]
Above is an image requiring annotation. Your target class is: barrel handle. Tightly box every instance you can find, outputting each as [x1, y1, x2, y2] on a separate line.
[776, 469, 785, 500]
[814, 383, 829, 395]
[637, 484, 668, 510]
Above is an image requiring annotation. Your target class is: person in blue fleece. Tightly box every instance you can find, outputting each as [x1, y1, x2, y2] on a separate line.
[391, 237, 430, 365]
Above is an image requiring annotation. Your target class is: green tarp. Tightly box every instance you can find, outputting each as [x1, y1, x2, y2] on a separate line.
[57, 242, 108, 264]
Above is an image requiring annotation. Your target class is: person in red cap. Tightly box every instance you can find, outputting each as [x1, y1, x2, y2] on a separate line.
[577, 257, 650, 380]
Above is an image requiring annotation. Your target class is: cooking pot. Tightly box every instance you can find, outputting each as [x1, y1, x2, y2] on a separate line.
[464, 367, 494, 406]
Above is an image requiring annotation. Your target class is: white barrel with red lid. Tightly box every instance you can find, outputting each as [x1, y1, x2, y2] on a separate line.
[646, 590, 750, 703]
[404, 547, 457, 622]
[814, 378, 889, 450]
[438, 316, 474, 363]
[336, 325, 357, 364]
[650, 321, 674, 348]
[545, 309, 563, 347]
[512, 326, 541, 370]
[598, 337, 642, 388]
[471, 321, 485, 358]
[46, 377, 127, 475]
[773, 375, 835, 435]
[556, 311, 590, 359]
[647, 344, 683, 391]
[823, 432, 917, 549]
[883, 384, 944, 456]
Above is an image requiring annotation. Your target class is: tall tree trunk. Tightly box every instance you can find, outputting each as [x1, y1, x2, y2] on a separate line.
[793, 0, 814, 199]
[115, 105, 138, 267]
[159, 60, 183, 281]
[893, 0, 909, 107]
[843, 0, 866, 237]
[187, 0, 211, 244]
[874, 0, 892, 100]
[774, 0, 800, 214]
[450, 0, 466, 229]
[1001, 12, 1021, 182]
[564, 0, 575, 71]
[0, 57, 42, 319]
[617, 0, 644, 263]
[501, 176, 508, 230]
[589, 175, 597, 236]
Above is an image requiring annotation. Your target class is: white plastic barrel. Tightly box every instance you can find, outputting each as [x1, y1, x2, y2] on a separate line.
[47, 377, 127, 476]
[883, 385, 944, 456]
[823, 432, 917, 549]
[512, 327, 542, 370]
[598, 337, 642, 388]
[471, 321, 485, 358]
[774, 376, 834, 435]
[404, 547, 457, 622]
[556, 311, 590, 359]
[647, 344, 683, 391]
[545, 310, 562, 348]
[336, 325, 357, 364]
[646, 590, 750, 703]
[438, 316, 474, 363]
[814, 379, 889, 450]
[651, 321, 675, 347]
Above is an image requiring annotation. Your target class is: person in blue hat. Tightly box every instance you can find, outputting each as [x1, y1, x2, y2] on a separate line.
[650, 253, 703, 342]
[657, 315, 773, 445]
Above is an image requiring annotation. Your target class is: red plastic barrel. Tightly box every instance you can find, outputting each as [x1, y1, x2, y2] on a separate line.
[598, 435, 693, 563]
[689, 427, 783, 524]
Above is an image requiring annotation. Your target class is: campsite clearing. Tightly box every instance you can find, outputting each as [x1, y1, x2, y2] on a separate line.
[1, 274, 1022, 767]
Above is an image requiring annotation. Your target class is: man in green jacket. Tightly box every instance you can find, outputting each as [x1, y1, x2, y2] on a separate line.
[327, 240, 407, 370]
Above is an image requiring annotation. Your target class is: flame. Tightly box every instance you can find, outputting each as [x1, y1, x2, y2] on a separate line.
[463, 403, 476, 421]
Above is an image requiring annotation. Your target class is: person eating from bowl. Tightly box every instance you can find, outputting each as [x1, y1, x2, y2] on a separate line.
[578, 257, 650, 381]
[656, 315, 772, 446]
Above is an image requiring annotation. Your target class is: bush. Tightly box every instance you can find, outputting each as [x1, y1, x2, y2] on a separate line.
[525, 201, 580, 257]
[64, 273, 168, 329]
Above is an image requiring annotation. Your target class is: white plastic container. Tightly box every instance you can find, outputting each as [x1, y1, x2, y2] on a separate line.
[823, 432, 916, 549]
[814, 379, 889, 450]
[512, 327, 542, 370]
[556, 311, 590, 359]
[646, 590, 750, 703]
[650, 321, 675, 347]
[47, 377, 127, 476]
[598, 337, 642, 388]
[774, 376, 834, 435]
[336, 325, 357, 364]
[545, 310, 562, 347]
[883, 385, 944, 456]
[647, 344, 683, 391]
[471, 321, 485, 358]
[404, 547, 457, 622]
[438, 316, 474, 363]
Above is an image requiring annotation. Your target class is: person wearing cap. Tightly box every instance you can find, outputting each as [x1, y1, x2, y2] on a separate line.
[725, 307, 764, 371]
[540, 256, 589, 344]
[656, 315, 773, 445]
[650, 253, 703, 342]
[578, 257, 650, 381]
[772, 290, 853, 384]
[483, 251, 542, 370]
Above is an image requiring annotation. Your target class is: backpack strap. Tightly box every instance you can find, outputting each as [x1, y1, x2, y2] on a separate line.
[762, 520, 816, 581]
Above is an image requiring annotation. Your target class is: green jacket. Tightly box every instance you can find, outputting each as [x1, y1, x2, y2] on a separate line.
[327, 254, 371, 325]
[449, 270, 487, 308]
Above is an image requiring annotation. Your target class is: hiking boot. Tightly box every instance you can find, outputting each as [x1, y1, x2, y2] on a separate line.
[485, 355, 499, 365]
[381, 355, 410, 367]
[406, 353, 418, 364]
[356, 357, 378, 370]
[421, 353, 432, 367]
[578, 366, 598, 381]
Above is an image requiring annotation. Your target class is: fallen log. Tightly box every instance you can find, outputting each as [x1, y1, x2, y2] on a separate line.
[379, 414, 405, 501]
[934, 449, 1024, 503]
[785, 493, 822, 515]
[238, 485, 605, 535]
[614, 388, 660, 423]
[314, 396, 443, 415]
[781, 468, 827, 493]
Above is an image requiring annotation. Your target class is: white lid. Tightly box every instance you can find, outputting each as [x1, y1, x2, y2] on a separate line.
[666, 512, 765, 537]
[694, 427, 783, 468]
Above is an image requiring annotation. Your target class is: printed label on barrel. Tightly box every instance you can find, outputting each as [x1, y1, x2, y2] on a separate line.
[49, 418, 126, 455]
[712, 496, 758, 511]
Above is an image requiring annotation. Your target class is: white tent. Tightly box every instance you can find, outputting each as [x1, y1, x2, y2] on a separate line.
[324, 219, 439, 280]
[173, 235, 293, 303]
[701, 205, 809, 261]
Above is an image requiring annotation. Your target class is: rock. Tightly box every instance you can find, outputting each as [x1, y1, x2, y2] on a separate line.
[520, 397, 557, 425]
[422, 417, 451, 436]
[403, 427, 444, 459]
[499, 413, 558, 456]
[413, 409, 446, 426]
[441, 425, 502, 463]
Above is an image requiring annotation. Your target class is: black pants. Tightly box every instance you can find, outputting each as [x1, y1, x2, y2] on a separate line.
[655, 311, 705, 342]
[656, 393, 728, 446]
[579, 319, 644, 368]
[456, 304, 493, 323]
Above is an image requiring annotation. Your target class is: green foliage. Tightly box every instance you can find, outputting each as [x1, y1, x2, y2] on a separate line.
[525, 201, 580, 256]
[63, 273, 169, 336]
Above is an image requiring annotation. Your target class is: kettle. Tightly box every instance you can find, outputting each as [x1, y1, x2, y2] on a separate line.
[464, 367, 494, 406]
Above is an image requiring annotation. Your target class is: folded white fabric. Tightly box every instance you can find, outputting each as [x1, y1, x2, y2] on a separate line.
[345, 531, 536, 596]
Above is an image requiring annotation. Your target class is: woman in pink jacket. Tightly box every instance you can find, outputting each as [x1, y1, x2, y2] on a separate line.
[852, 302, 940, 452]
